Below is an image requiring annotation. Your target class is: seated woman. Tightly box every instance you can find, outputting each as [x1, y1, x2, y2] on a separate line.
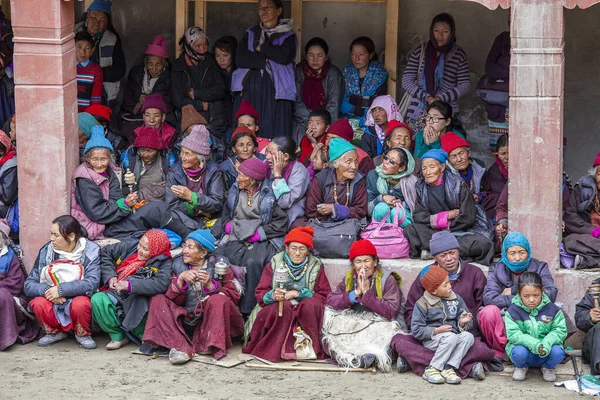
[133, 94, 177, 148]
[481, 134, 508, 219]
[479, 232, 558, 360]
[441, 132, 486, 204]
[172, 26, 227, 145]
[373, 120, 414, 167]
[304, 138, 367, 224]
[324, 118, 374, 176]
[166, 125, 225, 232]
[0, 129, 16, 219]
[293, 37, 343, 139]
[367, 147, 418, 227]
[213, 36, 237, 130]
[231, 0, 296, 139]
[213, 158, 288, 314]
[91, 229, 173, 350]
[404, 149, 494, 265]
[220, 126, 266, 188]
[121, 126, 169, 202]
[0, 219, 41, 350]
[324, 240, 404, 371]
[122, 35, 173, 142]
[244, 226, 330, 362]
[576, 275, 600, 374]
[71, 126, 184, 240]
[143, 229, 243, 364]
[402, 13, 470, 134]
[361, 95, 402, 158]
[414, 101, 465, 158]
[341, 37, 388, 129]
[24, 216, 100, 349]
[265, 137, 310, 227]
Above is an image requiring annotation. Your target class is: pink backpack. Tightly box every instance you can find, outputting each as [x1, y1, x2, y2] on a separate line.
[360, 203, 411, 259]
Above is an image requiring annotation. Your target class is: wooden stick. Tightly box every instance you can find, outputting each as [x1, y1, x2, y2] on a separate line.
[278, 300, 283, 317]
[245, 362, 376, 373]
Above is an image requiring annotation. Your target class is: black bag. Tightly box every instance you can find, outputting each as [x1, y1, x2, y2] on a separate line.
[476, 75, 509, 107]
[307, 218, 362, 258]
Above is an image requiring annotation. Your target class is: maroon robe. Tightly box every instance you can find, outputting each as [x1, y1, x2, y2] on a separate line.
[0, 255, 41, 350]
[143, 269, 244, 358]
[481, 162, 507, 219]
[391, 262, 495, 378]
[243, 262, 331, 362]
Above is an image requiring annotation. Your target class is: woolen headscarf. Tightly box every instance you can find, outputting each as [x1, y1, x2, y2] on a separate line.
[187, 229, 215, 252]
[284, 226, 314, 249]
[328, 138, 355, 164]
[419, 264, 448, 293]
[365, 95, 403, 144]
[501, 231, 532, 274]
[238, 158, 269, 181]
[181, 26, 208, 63]
[113, 230, 172, 284]
[425, 13, 456, 95]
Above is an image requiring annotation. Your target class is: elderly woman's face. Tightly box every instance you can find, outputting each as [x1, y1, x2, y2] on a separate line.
[433, 21, 452, 47]
[87, 148, 111, 174]
[386, 128, 412, 150]
[351, 44, 372, 71]
[193, 38, 209, 55]
[137, 235, 151, 261]
[180, 147, 202, 170]
[182, 238, 207, 265]
[335, 150, 359, 181]
[381, 149, 405, 175]
[371, 107, 388, 127]
[352, 255, 377, 277]
[285, 242, 309, 265]
[421, 158, 444, 185]
[138, 148, 159, 165]
[215, 48, 232, 71]
[236, 171, 256, 191]
[448, 147, 470, 172]
[306, 45, 327, 71]
[233, 135, 256, 162]
[146, 55, 166, 79]
[86, 10, 108, 36]
[258, 0, 282, 27]
[497, 145, 509, 170]
[506, 245, 528, 263]
[143, 108, 165, 129]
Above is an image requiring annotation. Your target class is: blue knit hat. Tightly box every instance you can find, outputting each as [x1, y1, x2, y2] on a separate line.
[78, 112, 99, 138]
[421, 149, 448, 164]
[187, 229, 215, 252]
[87, 0, 112, 15]
[328, 138, 356, 164]
[501, 231, 532, 274]
[84, 125, 113, 154]
[429, 231, 459, 256]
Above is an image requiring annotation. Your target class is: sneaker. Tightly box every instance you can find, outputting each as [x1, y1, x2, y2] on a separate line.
[487, 356, 504, 372]
[541, 367, 556, 382]
[512, 366, 528, 381]
[75, 335, 97, 350]
[360, 353, 376, 369]
[441, 368, 462, 384]
[37, 332, 68, 347]
[106, 337, 130, 350]
[468, 362, 486, 380]
[169, 348, 191, 365]
[420, 249, 433, 260]
[396, 356, 409, 373]
[423, 366, 445, 384]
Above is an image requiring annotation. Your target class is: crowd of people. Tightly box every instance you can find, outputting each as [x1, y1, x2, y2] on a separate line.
[1, 0, 599, 387]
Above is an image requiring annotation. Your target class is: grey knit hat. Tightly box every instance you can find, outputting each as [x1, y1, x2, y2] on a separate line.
[429, 231, 459, 256]
[181, 125, 211, 156]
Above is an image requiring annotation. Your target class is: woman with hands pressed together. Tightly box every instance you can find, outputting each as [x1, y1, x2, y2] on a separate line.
[414, 101, 465, 158]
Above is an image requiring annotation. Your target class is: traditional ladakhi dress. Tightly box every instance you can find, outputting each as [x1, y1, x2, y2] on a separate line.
[324, 267, 404, 372]
[270, 160, 310, 228]
[243, 251, 331, 362]
[121, 147, 170, 202]
[143, 256, 244, 358]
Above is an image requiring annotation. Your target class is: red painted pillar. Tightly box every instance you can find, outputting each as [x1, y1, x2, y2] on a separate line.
[11, 0, 79, 269]
[509, 0, 564, 269]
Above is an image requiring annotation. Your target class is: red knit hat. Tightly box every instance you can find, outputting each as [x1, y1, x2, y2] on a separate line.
[385, 120, 413, 139]
[234, 99, 260, 122]
[85, 104, 112, 122]
[441, 132, 470, 155]
[238, 157, 269, 181]
[326, 118, 354, 142]
[419, 264, 449, 293]
[145, 35, 169, 59]
[593, 152, 600, 167]
[284, 226, 315, 249]
[142, 94, 168, 114]
[349, 240, 378, 260]
[231, 126, 257, 144]
[134, 126, 164, 150]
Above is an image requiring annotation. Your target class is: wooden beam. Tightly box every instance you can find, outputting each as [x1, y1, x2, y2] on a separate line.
[384, 0, 398, 99]
[291, 0, 302, 62]
[194, 0, 208, 31]
[175, 0, 188, 57]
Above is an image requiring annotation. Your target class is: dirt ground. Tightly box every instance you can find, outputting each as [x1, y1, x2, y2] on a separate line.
[0, 335, 585, 400]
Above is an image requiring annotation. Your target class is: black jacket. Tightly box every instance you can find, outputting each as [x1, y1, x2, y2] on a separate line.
[123, 63, 173, 116]
[75, 167, 131, 225]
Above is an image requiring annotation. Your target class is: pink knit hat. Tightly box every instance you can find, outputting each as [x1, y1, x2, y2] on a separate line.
[238, 158, 269, 181]
[594, 152, 600, 167]
[145, 35, 169, 60]
[142, 94, 167, 114]
[181, 125, 211, 156]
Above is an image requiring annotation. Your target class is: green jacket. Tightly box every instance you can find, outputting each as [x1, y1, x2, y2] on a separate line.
[504, 292, 567, 361]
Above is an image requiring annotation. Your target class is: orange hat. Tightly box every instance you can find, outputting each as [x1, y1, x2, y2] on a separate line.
[440, 132, 470, 155]
[419, 264, 448, 293]
[284, 226, 315, 249]
[349, 240, 377, 260]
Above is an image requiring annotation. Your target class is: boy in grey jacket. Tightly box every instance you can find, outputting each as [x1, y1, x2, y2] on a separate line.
[411, 264, 476, 384]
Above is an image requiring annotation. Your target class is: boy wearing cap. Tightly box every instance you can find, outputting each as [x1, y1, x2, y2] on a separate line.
[411, 264, 475, 384]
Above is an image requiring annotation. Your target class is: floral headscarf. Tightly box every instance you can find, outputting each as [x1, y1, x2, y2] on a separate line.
[114, 230, 172, 283]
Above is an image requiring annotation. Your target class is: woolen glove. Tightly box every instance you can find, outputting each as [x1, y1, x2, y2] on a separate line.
[246, 230, 261, 243]
[591, 227, 600, 238]
[224, 221, 232, 235]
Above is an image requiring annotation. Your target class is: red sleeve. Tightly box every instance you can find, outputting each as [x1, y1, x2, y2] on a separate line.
[217, 269, 242, 305]
[472, 267, 487, 312]
[304, 177, 323, 219]
[404, 279, 426, 328]
[255, 263, 274, 307]
[92, 65, 104, 105]
[311, 267, 331, 304]
[165, 277, 188, 305]
[326, 278, 353, 310]
[348, 178, 367, 219]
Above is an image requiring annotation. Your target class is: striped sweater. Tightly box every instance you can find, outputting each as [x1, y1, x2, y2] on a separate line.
[77, 62, 103, 112]
[401, 44, 470, 119]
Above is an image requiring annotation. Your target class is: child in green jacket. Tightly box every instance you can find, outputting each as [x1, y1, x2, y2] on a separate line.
[504, 272, 567, 382]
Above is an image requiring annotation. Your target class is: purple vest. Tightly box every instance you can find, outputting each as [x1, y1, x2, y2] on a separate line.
[231, 27, 296, 101]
